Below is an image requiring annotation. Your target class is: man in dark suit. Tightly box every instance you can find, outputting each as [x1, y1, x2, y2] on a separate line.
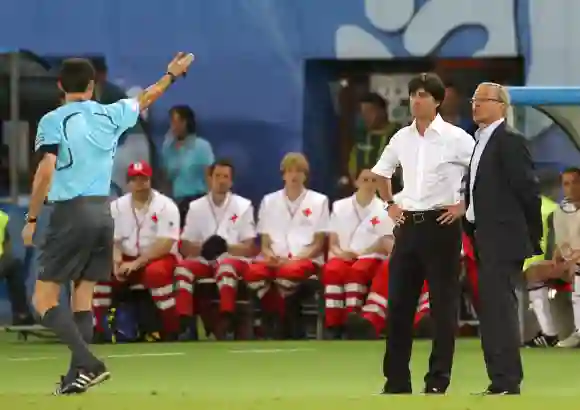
[464, 82, 542, 395]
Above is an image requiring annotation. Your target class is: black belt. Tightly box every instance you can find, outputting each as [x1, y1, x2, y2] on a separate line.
[51, 195, 109, 205]
[402, 209, 444, 224]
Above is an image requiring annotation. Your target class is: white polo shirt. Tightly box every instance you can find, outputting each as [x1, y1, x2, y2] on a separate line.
[181, 192, 256, 245]
[257, 189, 329, 262]
[329, 195, 394, 259]
[112, 190, 180, 257]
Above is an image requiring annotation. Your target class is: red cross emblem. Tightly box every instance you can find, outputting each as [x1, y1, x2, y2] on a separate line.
[302, 208, 312, 217]
[370, 216, 380, 226]
[230, 214, 238, 223]
[151, 213, 158, 223]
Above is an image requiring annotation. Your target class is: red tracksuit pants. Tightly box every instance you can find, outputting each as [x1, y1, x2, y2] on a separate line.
[244, 259, 318, 318]
[174, 257, 250, 316]
[93, 254, 179, 334]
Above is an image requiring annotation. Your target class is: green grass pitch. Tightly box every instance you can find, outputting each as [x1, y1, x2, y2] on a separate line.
[0, 336, 579, 409]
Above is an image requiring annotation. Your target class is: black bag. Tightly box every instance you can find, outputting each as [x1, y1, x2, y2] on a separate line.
[201, 235, 228, 261]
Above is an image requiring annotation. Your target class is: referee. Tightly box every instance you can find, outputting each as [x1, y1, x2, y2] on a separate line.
[21, 53, 194, 395]
[371, 73, 475, 394]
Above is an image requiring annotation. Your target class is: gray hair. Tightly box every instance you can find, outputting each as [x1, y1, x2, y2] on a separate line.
[479, 82, 510, 114]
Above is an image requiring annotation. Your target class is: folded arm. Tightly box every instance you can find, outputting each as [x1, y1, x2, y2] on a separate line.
[135, 238, 175, 268]
[360, 235, 394, 256]
[227, 238, 256, 258]
[328, 233, 343, 256]
[181, 240, 202, 258]
[260, 234, 277, 258]
[295, 233, 326, 259]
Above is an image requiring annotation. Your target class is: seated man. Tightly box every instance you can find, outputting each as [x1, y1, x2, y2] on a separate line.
[344, 259, 430, 339]
[93, 161, 180, 340]
[322, 169, 394, 339]
[524, 259, 572, 347]
[0, 209, 34, 325]
[246, 153, 329, 334]
[176, 159, 256, 340]
[345, 233, 478, 339]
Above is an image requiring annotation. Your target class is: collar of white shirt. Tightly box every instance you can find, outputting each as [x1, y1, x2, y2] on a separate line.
[475, 118, 504, 140]
[410, 114, 446, 136]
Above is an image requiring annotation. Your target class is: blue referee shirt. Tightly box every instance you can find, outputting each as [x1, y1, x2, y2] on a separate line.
[35, 98, 140, 201]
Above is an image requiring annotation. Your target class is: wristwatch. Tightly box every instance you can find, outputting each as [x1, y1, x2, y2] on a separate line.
[385, 200, 395, 209]
[24, 213, 37, 224]
[165, 72, 178, 84]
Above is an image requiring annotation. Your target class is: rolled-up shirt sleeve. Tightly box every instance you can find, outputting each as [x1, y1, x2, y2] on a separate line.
[371, 131, 400, 178]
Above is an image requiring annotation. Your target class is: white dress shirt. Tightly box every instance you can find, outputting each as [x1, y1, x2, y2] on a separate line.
[466, 118, 505, 222]
[372, 114, 475, 211]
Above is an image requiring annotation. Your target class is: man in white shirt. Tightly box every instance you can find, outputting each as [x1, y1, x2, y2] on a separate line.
[246, 153, 329, 336]
[371, 73, 474, 395]
[93, 161, 181, 340]
[322, 169, 394, 338]
[176, 159, 257, 340]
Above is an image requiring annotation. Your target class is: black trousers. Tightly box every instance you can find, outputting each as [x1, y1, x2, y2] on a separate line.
[383, 211, 461, 393]
[474, 232, 523, 390]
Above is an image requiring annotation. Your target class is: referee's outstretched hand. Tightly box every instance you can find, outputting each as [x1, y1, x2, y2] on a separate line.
[437, 202, 466, 225]
[167, 52, 195, 77]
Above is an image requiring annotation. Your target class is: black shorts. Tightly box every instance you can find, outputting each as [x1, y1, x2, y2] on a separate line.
[37, 196, 114, 283]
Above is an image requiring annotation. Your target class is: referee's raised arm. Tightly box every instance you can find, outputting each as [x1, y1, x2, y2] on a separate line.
[136, 52, 195, 111]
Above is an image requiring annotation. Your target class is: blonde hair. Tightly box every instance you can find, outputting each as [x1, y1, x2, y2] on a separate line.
[280, 152, 310, 174]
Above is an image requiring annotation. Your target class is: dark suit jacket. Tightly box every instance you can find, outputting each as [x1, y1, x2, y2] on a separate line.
[464, 122, 542, 262]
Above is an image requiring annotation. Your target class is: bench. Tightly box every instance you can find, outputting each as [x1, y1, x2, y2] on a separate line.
[196, 275, 324, 339]
[0, 324, 56, 341]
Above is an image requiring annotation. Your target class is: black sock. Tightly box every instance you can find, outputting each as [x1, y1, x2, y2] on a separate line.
[64, 311, 94, 383]
[41, 306, 101, 373]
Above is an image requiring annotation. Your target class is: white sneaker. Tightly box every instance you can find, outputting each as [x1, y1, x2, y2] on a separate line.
[557, 331, 580, 348]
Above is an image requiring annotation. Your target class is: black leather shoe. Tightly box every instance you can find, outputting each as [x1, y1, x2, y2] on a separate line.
[472, 386, 520, 395]
[380, 381, 412, 394]
[423, 386, 445, 394]
[344, 313, 377, 340]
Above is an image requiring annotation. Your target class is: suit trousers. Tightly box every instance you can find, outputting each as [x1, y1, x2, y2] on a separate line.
[474, 232, 524, 390]
[383, 212, 461, 393]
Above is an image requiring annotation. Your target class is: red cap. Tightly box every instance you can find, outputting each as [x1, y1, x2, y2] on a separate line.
[127, 161, 153, 178]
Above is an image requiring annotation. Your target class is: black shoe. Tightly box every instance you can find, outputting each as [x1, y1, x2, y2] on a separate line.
[380, 381, 412, 394]
[60, 365, 110, 394]
[344, 313, 377, 340]
[52, 375, 70, 396]
[325, 326, 344, 340]
[524, 332, 558, 347]
[473, 386, 520, 395]
[12, 314, 36, 326]
[423, 386, 445, 394]
[176, 315, 199, 341]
